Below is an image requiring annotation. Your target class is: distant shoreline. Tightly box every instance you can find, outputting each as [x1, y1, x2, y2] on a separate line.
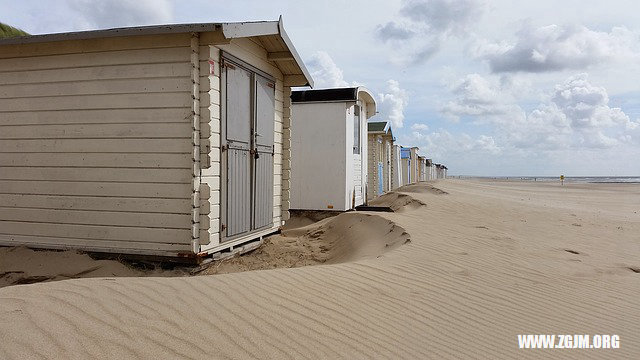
[452, 176, 640, 184]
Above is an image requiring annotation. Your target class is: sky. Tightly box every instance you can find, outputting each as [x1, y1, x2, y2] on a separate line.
[3, 0, 640, 176]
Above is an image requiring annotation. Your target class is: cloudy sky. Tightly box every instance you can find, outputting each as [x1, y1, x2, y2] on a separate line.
[4, 0, 640, 176]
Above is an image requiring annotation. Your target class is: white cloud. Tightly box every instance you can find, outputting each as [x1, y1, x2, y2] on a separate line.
[400, 0, 484, 37]
[512, 74, 631, 149]
[440, 73, 526, 121]
[376, 0, 485, 64]
[305, 51, 349, 89]
[68, 0, 173, 29]
[441, 74, 640, 155]
[440, 73, 636, 151]
[476, 23, 640, 73]
[411, 123, 429, 131]
[401, 129, 501, 166]
[377, 80, 409, 129]
[375, 21, 416, 41]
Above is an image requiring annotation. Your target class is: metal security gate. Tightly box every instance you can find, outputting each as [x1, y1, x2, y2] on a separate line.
[221, 54, 274, 240]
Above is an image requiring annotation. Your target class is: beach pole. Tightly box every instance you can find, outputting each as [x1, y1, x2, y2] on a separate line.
[560, 175, 564, 185]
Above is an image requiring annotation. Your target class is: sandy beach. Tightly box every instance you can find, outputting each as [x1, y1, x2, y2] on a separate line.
[1, 179, 639, 359]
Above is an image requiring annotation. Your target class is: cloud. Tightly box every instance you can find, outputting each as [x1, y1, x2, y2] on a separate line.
[304, 54, 409, 131]
[440, 73, 526, 121]
[476, 23, 640, 73]
[440, 73, 635, 151]
[411, 123, 429, 131]
[376, 21, 416, 42]
[551, 74, 629, 129]
[376, 0, 485, 64]
[305, 51, 349, 89]
[512, 74, 631, 149]
[402, 129, 501, 165]
[68, 0, 173, 29]
[377, 80, 409, 129]
[400, 0, 483, 37]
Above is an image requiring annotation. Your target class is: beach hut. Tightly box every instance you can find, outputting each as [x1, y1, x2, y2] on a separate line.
[0, 19, 313, 259]
[435, 164, 448, 179]
[290, 87, 376, 211]
[425, 158, 434, 180]
[391, 144, 402, 189]
[400, 147, 412, 185]
[367, 121, 394, 200]
[409, 147, 420, 184]
[416, 155, 424, 182]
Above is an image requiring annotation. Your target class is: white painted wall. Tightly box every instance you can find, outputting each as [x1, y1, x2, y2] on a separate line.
[290, 102, 348, 211]
[290, 100, 369, 211]
[391, 144, 402, 189]
[348, 101, 368, 207]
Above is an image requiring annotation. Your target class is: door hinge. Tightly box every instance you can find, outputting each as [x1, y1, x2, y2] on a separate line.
[221, 224, 226, 232]
[221, 144, 228, 152]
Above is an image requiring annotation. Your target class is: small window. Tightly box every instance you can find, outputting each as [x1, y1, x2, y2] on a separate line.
[353, 105, 360, 154]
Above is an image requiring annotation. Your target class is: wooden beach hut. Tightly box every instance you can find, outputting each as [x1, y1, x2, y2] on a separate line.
[400, 147, 412, 185]
[290, 87, 376, 211]
[409, 147, 420, 184]
[391, 144, 402, 189]
[426, 158, 434, 180]
[367, 121, 394, 200]
[0, 19, 313, 259]
[417, 155, 426, 182]
[435, 164, 448, 179]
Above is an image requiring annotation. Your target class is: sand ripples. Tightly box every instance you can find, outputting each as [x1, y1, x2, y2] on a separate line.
[2, 181, 640, 359]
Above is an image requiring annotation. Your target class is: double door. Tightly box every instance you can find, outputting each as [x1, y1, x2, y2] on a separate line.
[222, 55, 275, 240]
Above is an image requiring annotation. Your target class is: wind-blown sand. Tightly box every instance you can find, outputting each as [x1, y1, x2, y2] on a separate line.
[1, 179, 639, 359]
[204, 212, 411, 275]
[0, 247, 177, 287]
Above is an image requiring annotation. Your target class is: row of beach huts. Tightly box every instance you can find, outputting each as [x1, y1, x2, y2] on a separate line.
[0, 19, 447, 260]
[290, 87, 447, 212]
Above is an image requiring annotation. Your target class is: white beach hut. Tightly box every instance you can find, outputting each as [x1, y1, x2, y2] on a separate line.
[426, 159, 434, 180]
[367, 121, 394, 200]
[290, 87, 376, 211]
[0, 19, 312, 260]
[400, 147, 412, 185]
[410, 147, 420, 184]
[417, 156, 426, 182]
[391, 144, 402, 189]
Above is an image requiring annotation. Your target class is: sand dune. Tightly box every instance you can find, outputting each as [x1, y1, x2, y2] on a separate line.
[368, 191, 427, 212]
[204, 212, 410, 275]
[1, 179, 639, 359]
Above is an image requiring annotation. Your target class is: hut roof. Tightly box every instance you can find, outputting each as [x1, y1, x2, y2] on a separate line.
[0, 18, 312, 87]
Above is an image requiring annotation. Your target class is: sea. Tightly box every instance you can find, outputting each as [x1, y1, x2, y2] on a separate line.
[459, 176, 640, 184]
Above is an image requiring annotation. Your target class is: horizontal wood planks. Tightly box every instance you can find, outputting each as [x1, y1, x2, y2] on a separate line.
[0, 35, 195, 253]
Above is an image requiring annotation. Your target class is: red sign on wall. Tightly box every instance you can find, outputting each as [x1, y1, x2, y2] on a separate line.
[208, 59, 215, 75]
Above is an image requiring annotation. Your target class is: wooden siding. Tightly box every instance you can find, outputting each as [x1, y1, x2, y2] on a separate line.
[366, 134, 377, 200]
[0, 34, 194, 255]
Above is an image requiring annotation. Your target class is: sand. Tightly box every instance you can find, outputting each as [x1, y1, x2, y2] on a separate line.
[0, 247, 184, 288]
[1, 179, 639, 359]
[203, 212, 411, 275]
